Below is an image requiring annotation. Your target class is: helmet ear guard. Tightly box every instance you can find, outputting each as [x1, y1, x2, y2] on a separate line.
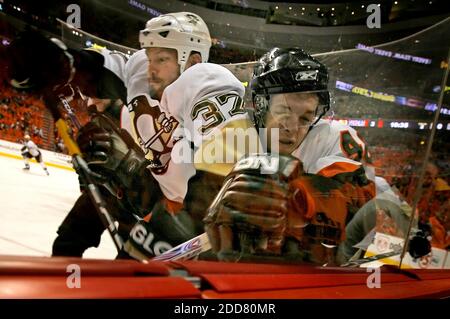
[139, 12, 211, 73]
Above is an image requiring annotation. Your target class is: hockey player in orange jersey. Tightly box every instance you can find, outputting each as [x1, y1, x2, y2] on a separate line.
[204, 48, 376, 265]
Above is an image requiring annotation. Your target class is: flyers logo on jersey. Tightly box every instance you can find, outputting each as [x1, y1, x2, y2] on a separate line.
[128, 95, 179, 175]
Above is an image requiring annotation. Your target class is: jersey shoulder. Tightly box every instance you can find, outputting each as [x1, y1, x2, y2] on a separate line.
[173, 62, 244, 98]
[161, 63, 245, 119]
[312, 119, 356, 135]
[125, 50, 150, 103]
[309, 119, 365, 147]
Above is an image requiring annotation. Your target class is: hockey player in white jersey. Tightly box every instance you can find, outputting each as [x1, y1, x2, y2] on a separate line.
[6, 14, 251, 259]
[21, 134, 49, 175]
[62, 12, 253, 259]
[64, 12, 261, 259]
[127, 12, 252, 202]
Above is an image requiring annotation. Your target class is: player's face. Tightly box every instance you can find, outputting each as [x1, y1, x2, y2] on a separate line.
[146, 48, 180, 101]
[265, 92, 318, 155]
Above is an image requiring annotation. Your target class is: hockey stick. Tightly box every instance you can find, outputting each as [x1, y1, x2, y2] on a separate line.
[153, 232, 211, 261]
[340, 249, 402, 267]
[44, 91, 125, 252]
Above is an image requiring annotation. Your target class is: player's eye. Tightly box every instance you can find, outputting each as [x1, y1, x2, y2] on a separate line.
[298, 117, 312, 126]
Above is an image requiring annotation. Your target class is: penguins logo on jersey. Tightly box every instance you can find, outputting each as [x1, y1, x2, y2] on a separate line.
[128, 95, 179, 175]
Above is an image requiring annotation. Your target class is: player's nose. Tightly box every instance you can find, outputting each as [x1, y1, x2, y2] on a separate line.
[278, 117, 296, 132]
[148, 63, 158, 77]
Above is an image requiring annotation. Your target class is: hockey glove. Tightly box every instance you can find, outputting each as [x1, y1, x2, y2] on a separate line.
[6, 30, 73, 92]
[204, 153, 314, 262]
[76, 113, 162, 217]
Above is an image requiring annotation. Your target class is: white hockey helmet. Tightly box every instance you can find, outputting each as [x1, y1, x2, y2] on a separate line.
[139, 12, 211, 73]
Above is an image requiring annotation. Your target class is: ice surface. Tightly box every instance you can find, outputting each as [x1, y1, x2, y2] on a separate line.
[0, 154, 117, 259]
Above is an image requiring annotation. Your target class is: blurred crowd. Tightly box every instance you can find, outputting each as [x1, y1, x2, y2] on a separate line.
[363, 129, 450, 249]
[0, 84, 46, 147]
[0, 55, 89, 152]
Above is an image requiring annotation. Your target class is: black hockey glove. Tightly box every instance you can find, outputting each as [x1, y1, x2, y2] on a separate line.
[6, 30, 73, 92]
[203, 154, 309, 262]
[76, 113, 162, 217]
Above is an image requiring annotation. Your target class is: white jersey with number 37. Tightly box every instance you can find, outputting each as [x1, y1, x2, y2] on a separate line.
[124, 60, 252, 203]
